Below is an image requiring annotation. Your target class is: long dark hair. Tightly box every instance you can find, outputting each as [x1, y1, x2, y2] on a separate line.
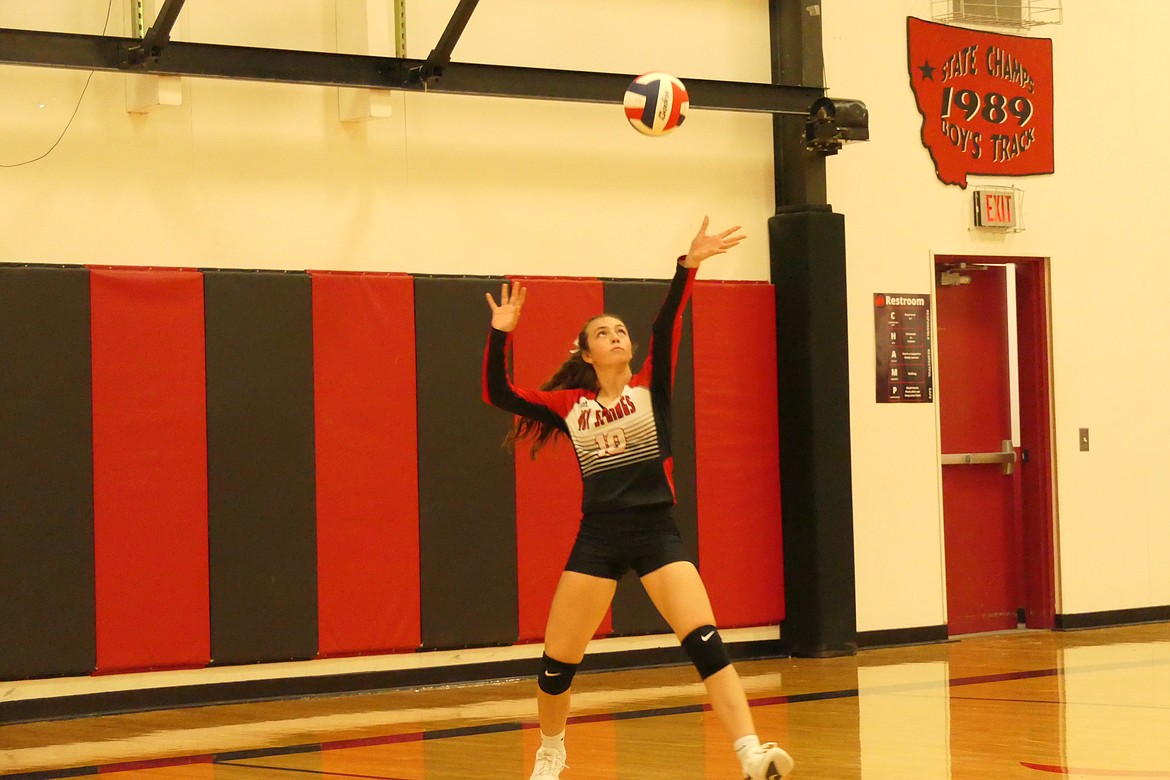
[506, 313, 630, 458]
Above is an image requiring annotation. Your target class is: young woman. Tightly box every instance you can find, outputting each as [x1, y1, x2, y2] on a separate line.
[483, 218, 794, 780]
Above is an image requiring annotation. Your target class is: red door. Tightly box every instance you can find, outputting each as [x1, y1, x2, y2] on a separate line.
[936, 263, 1023, 635]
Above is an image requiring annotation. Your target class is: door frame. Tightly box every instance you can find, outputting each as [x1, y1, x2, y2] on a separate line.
[934, 254, 1057, 630]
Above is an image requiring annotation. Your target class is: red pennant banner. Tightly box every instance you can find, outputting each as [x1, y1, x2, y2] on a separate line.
[907, 17, 1054, 188]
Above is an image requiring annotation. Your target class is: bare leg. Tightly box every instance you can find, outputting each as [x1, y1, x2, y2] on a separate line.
[640, 561, 757, 740]
[538, 570, 617, 736]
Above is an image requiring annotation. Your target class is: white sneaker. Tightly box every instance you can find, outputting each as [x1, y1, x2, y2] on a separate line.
[742, 742, 794, 780]
[530, 746, 568, 779]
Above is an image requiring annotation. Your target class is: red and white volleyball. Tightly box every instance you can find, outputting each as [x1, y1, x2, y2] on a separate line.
[623, 72, 689, 136]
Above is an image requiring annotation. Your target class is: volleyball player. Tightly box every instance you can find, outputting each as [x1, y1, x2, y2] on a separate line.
[483, 218, 794, 780]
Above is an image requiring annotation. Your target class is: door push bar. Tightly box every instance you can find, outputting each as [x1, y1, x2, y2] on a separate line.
[941, 439, 1017, 475]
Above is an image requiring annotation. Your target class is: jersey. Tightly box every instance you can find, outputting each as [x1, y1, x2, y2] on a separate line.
[483, 262, 697, 515]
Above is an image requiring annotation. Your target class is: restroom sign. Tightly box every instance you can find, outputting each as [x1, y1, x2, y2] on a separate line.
[973, 187, 1018, 228]
[875, 293, 933, 403]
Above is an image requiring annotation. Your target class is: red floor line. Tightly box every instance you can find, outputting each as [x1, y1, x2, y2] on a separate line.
[1022, 763, 1170, 777]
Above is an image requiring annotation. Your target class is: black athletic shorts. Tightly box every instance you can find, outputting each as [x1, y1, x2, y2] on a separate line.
[564, 505, 695, 581]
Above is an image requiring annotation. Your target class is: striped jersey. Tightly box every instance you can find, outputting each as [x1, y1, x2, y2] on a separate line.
[483, 263, 696, 515]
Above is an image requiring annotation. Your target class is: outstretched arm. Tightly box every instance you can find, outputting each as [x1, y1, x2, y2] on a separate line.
[647, 217, 747, 395]
[655, 217, 747, 337]
[482, 282, 569, 430]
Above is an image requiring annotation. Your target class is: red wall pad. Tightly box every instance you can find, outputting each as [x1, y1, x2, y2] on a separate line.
[91, 269, 210, 672]
[511, 277, 606, 642]
[691, 282, 785, 627]
[311, 272, 421, 655]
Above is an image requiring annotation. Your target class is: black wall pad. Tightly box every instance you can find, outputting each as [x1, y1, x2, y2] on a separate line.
[415, 276, 519, 649]
[203, 270, 318, 665]
[768, 207, 858, 657]
[0, 265, 96, 679]
[602, 278, 697, 637]
[856, 624, 950, 650]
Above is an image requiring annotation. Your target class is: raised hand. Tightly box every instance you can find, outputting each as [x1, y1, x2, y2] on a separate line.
[681, 216, 746, 268]
[485, 280, 527, 332]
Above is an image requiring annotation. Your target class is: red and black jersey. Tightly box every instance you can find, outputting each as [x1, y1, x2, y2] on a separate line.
[483, 263, 697, 515]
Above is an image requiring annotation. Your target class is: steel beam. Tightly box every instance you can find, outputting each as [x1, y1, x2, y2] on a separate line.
[770, 0, 828, 206]
[0, 27, 824, 115]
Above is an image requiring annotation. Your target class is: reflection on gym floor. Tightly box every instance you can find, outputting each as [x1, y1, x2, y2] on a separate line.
[2, 623, 1168, 779]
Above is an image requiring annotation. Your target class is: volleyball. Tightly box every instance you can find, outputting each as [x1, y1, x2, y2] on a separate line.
[623, 72, 689, 136]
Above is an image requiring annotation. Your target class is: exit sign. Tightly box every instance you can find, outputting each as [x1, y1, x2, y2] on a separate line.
[973, 187, 1019, 229]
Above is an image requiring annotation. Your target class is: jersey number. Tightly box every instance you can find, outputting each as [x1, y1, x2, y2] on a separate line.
[593, 429, 628, 457]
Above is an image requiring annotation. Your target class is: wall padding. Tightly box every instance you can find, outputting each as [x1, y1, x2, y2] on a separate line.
[0, 265, 96, 679]
[91, 268, 211, 672]
[204, 270, 319, 664]
[415, 275, 518, 649]
[510, 277, 608, 642]
[0, 264, 785, 686]
[602, 277, 697, 637]
[692, 281, 785, 628]
[311, 272, 421, 655]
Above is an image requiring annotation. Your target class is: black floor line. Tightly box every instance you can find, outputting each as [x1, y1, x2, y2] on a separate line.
[218, 761, 414, 780]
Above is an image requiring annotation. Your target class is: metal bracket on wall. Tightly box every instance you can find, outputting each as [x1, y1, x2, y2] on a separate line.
[123, 0, 187, 67]
[410, 0, 479, 87]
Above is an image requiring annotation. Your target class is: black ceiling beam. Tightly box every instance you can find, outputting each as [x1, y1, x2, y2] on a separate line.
[0, 27, 825, 115]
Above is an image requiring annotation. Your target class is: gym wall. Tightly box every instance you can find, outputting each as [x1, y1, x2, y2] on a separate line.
[11, 0, 1167, 666]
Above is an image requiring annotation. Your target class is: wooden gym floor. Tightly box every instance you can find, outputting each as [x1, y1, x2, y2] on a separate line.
[2, 622, 1168, 779]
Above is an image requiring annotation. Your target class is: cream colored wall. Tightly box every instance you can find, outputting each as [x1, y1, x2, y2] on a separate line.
[824, 1, 1170, 627]
[1043, 3, 1170, 616]
[3, 1, 1168, 637]
[0, 0, 776, 280]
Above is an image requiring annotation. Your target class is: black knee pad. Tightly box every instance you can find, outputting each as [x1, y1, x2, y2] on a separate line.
[681, 625, 731, 680]
[537, 653, 578, 695]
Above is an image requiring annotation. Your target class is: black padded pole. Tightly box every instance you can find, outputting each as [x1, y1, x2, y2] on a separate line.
[769, 207, 858, 657]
